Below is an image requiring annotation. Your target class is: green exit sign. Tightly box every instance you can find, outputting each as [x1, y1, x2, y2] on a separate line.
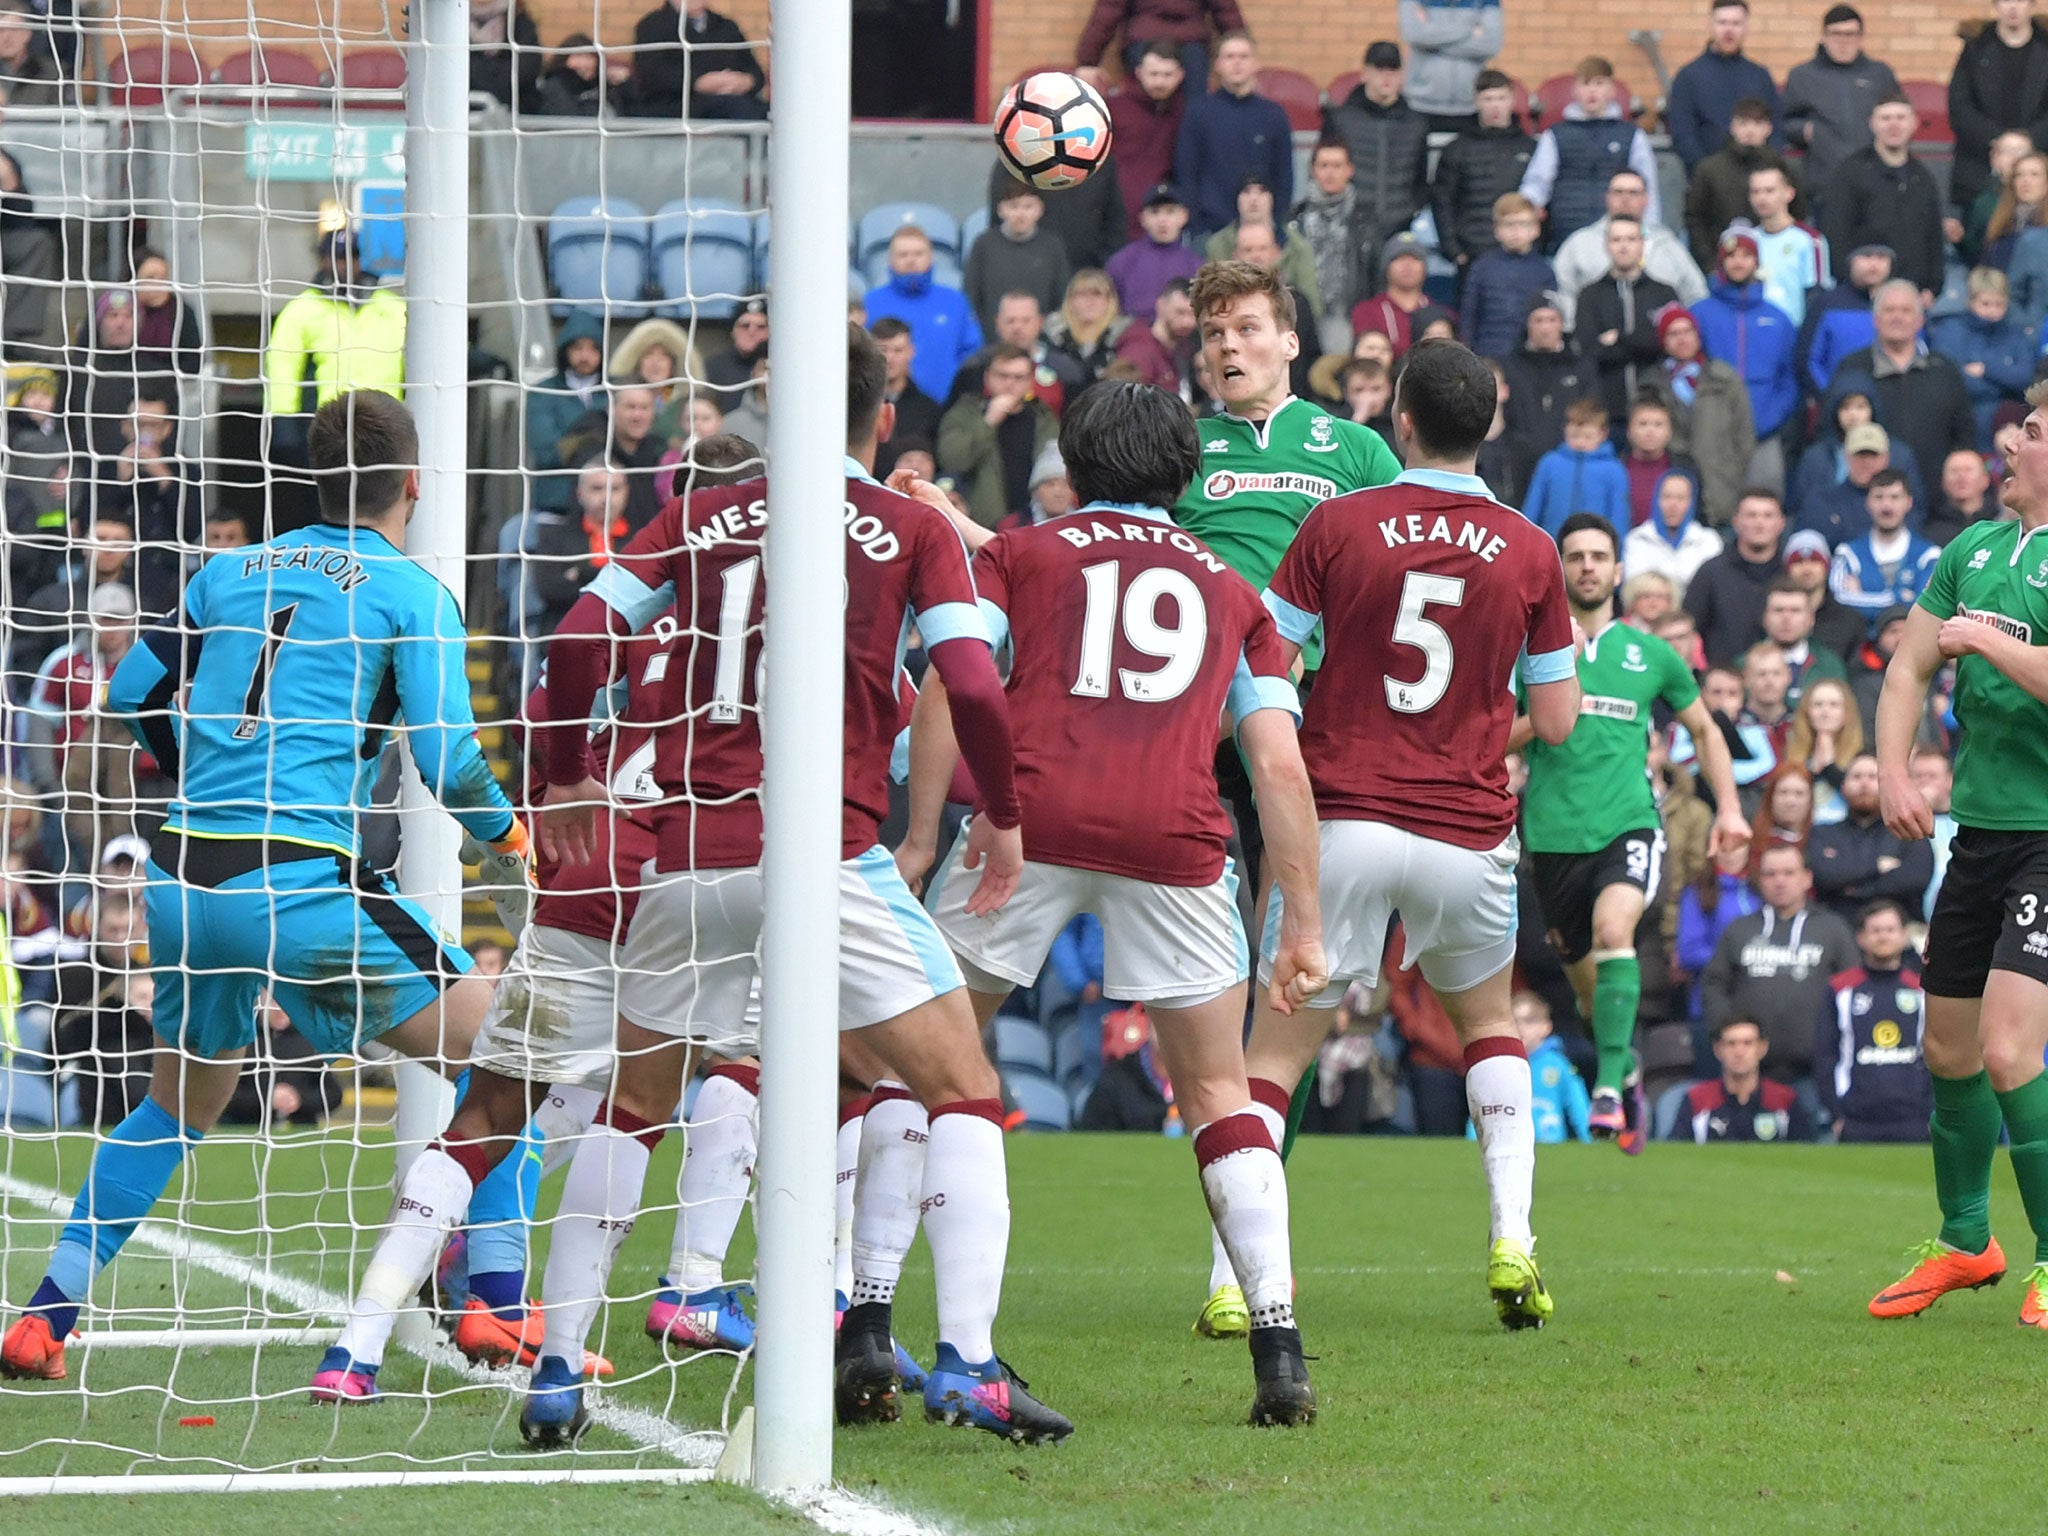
[245, 121, 406, 182]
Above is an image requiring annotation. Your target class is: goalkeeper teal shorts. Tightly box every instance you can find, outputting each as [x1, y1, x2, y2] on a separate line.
[143, 835, 474, 1060]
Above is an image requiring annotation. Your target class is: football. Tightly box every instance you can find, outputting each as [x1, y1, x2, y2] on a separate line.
[993, 71, 1114, 192]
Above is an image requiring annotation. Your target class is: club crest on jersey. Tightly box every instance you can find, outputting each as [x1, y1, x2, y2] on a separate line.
[1621, 641, 1648, 672]
[2028, 556, 2048, 590]
[1204, 469, 1339, 500]
[1304, 414, 1340, 453]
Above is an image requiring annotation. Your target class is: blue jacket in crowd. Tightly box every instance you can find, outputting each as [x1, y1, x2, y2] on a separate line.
[2008, 226, 2048, 331]
[1664, 48, 1783, 171]
[1691, 277, 1799, 436]
[1174, 87, 1294, 238]
[1049, 915, 1105, 997]
[1927, 308, 2036, 450]
[863, 268, 984, 401]
[1814, 961, 1930, 1142]
[1461, 246, 1555, 361]
[1676, 873, 1765, 1019]
[1800, 285, 1875, 393]
[1522, 437, 1629, 538]
[1830, 529, 1942, 631]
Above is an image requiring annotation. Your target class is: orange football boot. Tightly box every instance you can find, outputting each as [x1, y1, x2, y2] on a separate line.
[1870, 1237, 2006, 1318]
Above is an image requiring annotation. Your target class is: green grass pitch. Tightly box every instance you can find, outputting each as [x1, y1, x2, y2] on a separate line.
[2, 1129, 2043, 1534]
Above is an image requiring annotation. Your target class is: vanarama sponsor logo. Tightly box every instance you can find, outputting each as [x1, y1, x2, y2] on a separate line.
[1204, 470, 1339, 500]
[1962, 604, 2033, 643]
[1580, 695, 1639, 721]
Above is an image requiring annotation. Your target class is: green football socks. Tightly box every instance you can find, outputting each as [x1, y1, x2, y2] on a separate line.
[1931, 1070, 2001, 1256]
[1997, 1072, 2048, 1265]
[1589, 952, 1640, 1094]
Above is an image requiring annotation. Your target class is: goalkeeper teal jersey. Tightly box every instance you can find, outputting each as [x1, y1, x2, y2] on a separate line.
[107, 522, 513, 857]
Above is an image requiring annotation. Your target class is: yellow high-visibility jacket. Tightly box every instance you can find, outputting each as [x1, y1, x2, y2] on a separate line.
[263, 285, 408, 416]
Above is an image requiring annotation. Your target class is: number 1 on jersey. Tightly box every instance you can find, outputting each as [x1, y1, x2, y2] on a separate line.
[234, 602, 299, 740]
[1071, 559, 1207, 703]
[709, 555, 761, 724]
[1385, 571, 1464, 714]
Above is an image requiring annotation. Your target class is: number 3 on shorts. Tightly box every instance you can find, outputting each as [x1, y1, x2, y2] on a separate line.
[2018, 892, 2041, 928]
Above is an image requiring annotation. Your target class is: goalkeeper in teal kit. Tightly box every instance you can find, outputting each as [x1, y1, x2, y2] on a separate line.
[2, 392, 531, 1383]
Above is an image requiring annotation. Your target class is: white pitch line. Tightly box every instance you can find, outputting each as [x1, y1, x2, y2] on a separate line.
[0, 1172, 948, 1534]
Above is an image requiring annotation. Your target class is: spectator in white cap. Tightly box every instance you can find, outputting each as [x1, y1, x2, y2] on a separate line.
[1781, 526, 1869, 661]
[1026, 442, 1075, 525]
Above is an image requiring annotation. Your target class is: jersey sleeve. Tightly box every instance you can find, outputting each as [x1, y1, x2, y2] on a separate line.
[1916, 533, 1963, 621]
[1350, 424, 1402, 492]
[1518, 539, 1577, 686]
[1262, 508, 1325, 646]
[1225, 596, 1302, 725]
[587, 496, 685, 633]
[1656, 635, 1701, 711]
[394, 580, 516, 841]
[969, 534, 1014, 652]
[910, 510, 992, 649]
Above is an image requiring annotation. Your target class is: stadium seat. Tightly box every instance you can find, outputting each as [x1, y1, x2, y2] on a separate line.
[856, 202, 959, 289]
[337, 48, 407, 91]
[1255, 68, 1324, 132]
[650, 199, 754, 321]
[958, 204, 990, 261]
[1326, 70, 1359, 107]
[752, 208, 771, 290]
[104, 44, 204, 108]
[1902, 78, 1952, 144]
[1652, 1081, 1698, 1142]
[994, 1012, 1055, 1077]
[211, 47, 324, 88]
[1007, 1070, 1072, 1131]
[1052, 1022, 1096, 1087]
[547, 196, 650, 318]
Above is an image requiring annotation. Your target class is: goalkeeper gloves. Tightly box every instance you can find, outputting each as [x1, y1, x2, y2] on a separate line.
[463, 817, 536, 940]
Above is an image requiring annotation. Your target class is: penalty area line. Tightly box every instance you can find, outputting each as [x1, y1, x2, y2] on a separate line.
[0, 1172, 952, 1535]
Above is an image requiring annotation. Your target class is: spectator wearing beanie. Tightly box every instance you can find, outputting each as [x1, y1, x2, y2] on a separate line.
[1520, 56, 1662, 253]
[1105, 184, 1204, 321]
[1500, 289, 1590, 455]
[1782, 526, 1869, 661]
[1400, 0, 1503, 133]
[1691, 226, 1800, 462]
[1640, 304, 1756, 525]
[1665, 0, 1783, 174]
[1353, 231, 1434, 359]
[1782, 5, 1901, 198]
[1685, 98, 1808, 271]
[1432, 70, 1537, 273]
[1461, 193, 1554, 360]
[1322, 41, 1432, 266]
[1928, 267, 2035, 449]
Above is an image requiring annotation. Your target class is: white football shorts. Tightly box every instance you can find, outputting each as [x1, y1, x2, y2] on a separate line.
[471, 923, 626, 1090]
[1260, 819, 1519, 1009]
[619, 846, 963, 1042]
[929, 833, 1247, 1009]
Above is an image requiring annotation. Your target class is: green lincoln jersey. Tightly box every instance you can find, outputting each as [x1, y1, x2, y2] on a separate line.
[1521, 623, 1700, 854]
[1174, 397, 1401, 593]
[1916, 519, 2048, 831]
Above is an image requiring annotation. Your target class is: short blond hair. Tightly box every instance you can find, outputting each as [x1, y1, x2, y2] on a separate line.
[1188, 258, 1297, 334]
[1493, 192, 1537, 222]
[1969, 266, 2011, 300]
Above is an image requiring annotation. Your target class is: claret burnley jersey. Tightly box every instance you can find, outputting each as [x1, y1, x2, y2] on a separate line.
[973, 500, 1299, 886]
[1264, 468, 1576, 850]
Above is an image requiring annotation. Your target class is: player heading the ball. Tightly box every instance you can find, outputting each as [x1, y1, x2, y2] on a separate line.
[906, 379, 1328, 1427]
[1251, 338, 1583, 1331]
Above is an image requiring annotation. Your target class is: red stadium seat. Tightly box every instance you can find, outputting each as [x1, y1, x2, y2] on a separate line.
[1255, 68, 1323, 132]
[104, 44, 204, 109]
[1533, 73, 1639, 125]
[1902, 78, 1953, 144]
[337, 48, 407, 91]
[1326, 70, 1361, 109]
[211, 48, 325, 89]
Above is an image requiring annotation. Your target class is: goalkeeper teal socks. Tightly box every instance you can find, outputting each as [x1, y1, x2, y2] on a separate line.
[1931, 1070, 2001, 1256]
[39, 1097, 203, 1336]
[1997, 1072, 2048, 1265]
[1589, 952, 1641, 1094]
[466, 1118, 547, 1318]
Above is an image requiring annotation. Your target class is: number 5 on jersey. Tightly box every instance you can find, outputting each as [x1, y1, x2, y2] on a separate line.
[1072, 559, 1207, 703]
[1386, 572, 1464, 714]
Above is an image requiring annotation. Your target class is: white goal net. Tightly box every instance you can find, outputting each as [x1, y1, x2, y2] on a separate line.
[0, 0, 823, 1495]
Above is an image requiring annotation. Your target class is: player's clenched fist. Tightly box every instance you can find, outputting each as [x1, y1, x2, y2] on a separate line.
[1267, 934, 1329, 1017]
[1880, 766, 1935, 842]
